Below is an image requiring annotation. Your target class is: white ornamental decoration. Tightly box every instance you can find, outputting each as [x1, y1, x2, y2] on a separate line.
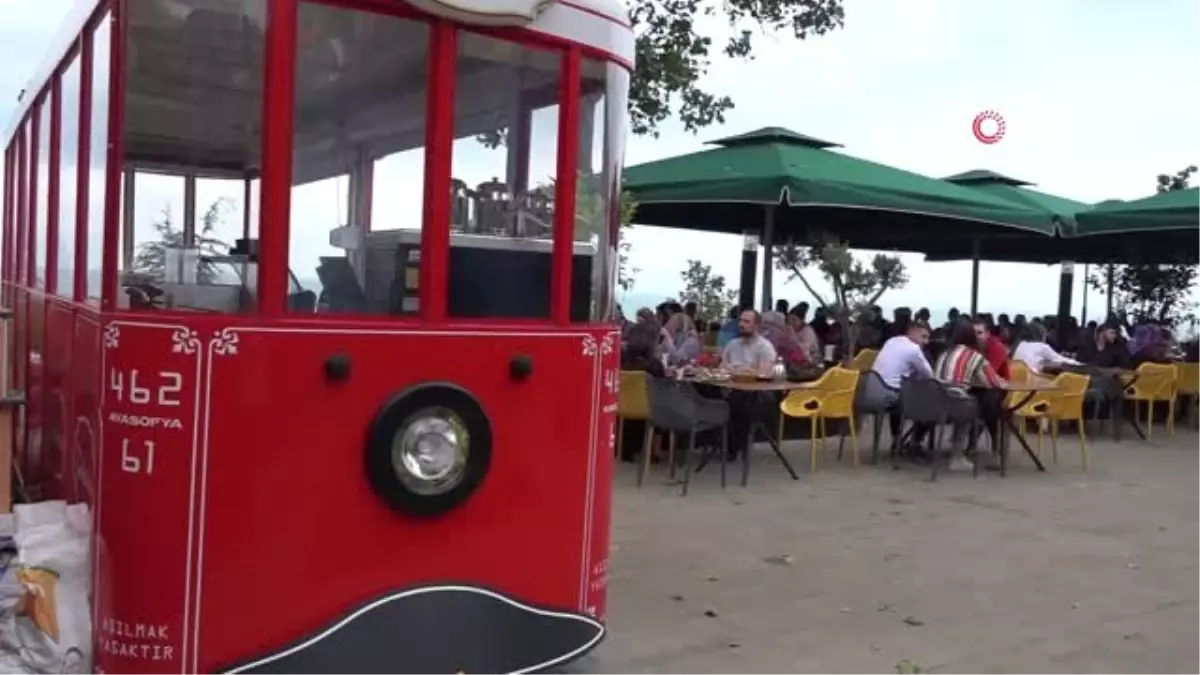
[102, 324, 120, 349]
[171, 328, 201, 355]
[581, 335, 597, 357]
[600, 333, 615, 355]
[212, 329, 240, 356]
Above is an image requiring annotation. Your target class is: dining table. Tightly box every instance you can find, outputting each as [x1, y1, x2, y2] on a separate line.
[990, 378, 1060, 476]
[680, 375, 819, 485]
[1042, 364, 1144, 441]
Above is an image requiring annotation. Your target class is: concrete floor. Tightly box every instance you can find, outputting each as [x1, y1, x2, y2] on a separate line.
[579, 425, 1199, 673]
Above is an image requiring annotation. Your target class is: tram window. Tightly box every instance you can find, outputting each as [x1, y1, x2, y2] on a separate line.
[445, 34, 564, 321]
[34, 99, 51, 290]
[57, 55, 81, 298]
[86, 12, 111, 307]
[120, 0, 266, 313]
[289, 3, 429, 317]
[581, 58, 628, 322]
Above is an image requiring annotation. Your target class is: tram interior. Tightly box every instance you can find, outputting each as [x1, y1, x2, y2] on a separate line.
[118, 0, 608, 318]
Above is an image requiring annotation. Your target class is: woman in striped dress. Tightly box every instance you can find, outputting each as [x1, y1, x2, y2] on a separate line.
[933, 323, 1009, 471]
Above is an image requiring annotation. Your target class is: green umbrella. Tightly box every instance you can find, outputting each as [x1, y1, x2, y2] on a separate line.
[623, 127, 1055, 254]
[922, 170, 1090, 263]
[1075, 187, 1199, 235]
[943, 170, 1088, 228]
[1064, 188, 1199, 264]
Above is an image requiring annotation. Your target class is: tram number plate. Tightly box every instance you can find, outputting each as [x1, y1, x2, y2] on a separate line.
[110, 368, 183, 407]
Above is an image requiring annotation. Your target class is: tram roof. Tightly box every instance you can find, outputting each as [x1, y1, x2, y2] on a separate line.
[3, 0, 633, 148]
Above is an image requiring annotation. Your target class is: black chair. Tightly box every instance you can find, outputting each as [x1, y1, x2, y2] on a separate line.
[854, 371, 899, 464]
[644, 377, 731, 496]
[898, 378, 979, 480]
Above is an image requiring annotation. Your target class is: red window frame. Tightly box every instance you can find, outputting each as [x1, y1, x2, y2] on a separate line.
[258, 0, 592, 326]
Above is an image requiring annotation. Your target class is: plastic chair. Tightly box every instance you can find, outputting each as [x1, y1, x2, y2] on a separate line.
[1013, 372, 1092, 469]
[849, 349, 878, 372]
[1007, 359, 1033, 384]
[617, 370, 651, 461]
[780, 367, 861, 473]
[643, 377, 731, 495]
[853, 370, 899, 464]
[1174, 362, 1200, 426]
[1125, 363, 1178, 437]
[899, 377, 979, 480]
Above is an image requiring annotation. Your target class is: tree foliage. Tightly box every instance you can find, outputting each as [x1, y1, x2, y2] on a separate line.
[1087, 165, 1198, 328]
[133, 198, 232, 284]
[629, 0, 845, 136]
[675, 259, 738, 325]
[616, 193, 640, 292]
[774, 234, 907, 362]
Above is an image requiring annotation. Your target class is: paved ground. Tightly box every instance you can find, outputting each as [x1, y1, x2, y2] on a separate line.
[580, 424, 1199, 673]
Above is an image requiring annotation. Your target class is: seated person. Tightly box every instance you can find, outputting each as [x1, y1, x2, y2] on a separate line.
[716, 305, 741, 348]
[663, 312, 702, 365]
[1075, 321, 1131, 369]
[1012, 323, 1080, 373]
[1129, 324, 1172, 368]
[620, 321, 666, 378]
[972, 317, 1011, 379]
[934, 323, 1009, 472]
[720, 309, 777, 375]
[761, 311, 810, 373]
[720, 309, 777, 459]
[865, 321, 934, 444]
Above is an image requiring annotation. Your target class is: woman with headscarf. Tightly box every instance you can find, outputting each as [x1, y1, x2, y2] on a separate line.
[761, 311, 810, 370]
[1130, 323, 1170, 367]
[787, 306, 822, 365]
[663, 311, 701, 365]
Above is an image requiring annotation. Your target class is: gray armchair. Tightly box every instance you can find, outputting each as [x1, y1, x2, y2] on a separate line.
[644, 377, 731, 496]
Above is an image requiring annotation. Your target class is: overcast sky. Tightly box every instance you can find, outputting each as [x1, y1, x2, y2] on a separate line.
[2, 0, 1197, 323]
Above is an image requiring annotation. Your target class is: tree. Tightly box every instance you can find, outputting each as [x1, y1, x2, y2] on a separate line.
[629, 0, 845, 137]
[774, 234, 907, 363]
[616, 193, 640, 292]
[675, 259, 738, 326]
[133, 198, 233, 284]
[1087, 165, 1198, 328]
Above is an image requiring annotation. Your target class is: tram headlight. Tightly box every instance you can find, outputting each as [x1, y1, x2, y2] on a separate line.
[392, 411, 469, 495]
[366, 384, 492, 517]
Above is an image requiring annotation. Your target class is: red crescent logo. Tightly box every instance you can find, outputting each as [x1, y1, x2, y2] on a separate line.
[972, 110, 1006, 145]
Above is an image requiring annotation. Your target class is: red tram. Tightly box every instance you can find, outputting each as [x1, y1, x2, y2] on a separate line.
[1, 0, 632, 671]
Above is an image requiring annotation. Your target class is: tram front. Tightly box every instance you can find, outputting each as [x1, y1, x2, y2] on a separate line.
[94, 0, 632, 672]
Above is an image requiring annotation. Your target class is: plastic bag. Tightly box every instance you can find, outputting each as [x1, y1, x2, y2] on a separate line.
[5, 501, 92, 674]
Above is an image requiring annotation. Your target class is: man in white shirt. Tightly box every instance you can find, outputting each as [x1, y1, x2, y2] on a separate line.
[721, 309, 777, 374]
[871, 322, 934, 391]
[720, 309, 777, 461]
[863, 322, 935, 448]
[1012, 323, 1079, 373]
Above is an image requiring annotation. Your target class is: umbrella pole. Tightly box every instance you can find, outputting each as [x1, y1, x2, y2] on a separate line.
[1055, 261, 1075, 348]
[969, 238, 981, 316]
[1081, 263, 1090, 325]
[739, 231, 759, 311]
[1105, 264, 1115, 321]
[761, 206, 776, 312]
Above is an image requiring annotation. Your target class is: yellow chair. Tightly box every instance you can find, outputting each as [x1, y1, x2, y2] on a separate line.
[849, 349, 878, 372]
[617, 369, 651, 458]
[779, 367, 861, 473]
[1174, 362, 1199, 426]
[1007, 359, 1033, 384]
[1013, 372, 1092, 469]
[1125, 363, 1179, 437]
